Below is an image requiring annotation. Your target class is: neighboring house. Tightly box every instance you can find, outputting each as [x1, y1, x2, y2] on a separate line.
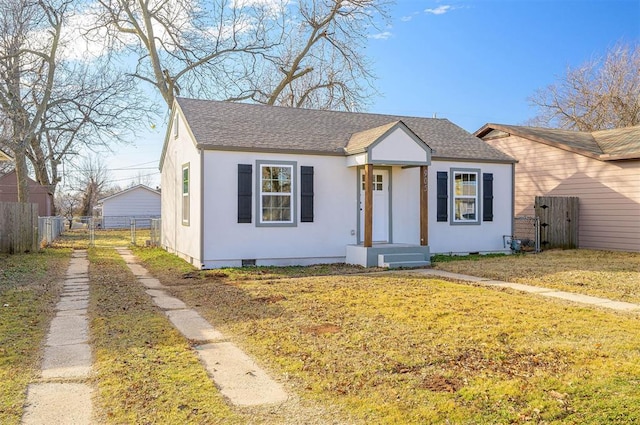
[160, 98, 516, 269]
[0, 170, 54, 216]
[96, 184, 161, 229]
[475, 124, 640, 252]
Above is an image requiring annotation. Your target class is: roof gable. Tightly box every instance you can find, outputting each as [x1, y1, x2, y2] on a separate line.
[98, 184, 160, 204]
[167, 98, 514, 164]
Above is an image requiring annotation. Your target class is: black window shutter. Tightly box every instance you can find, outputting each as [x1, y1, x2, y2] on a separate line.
[237, 164, 252, 223]
[300, 166, 314, 222]
[436, 171, 448, 222]
[483, 173, 494, 222]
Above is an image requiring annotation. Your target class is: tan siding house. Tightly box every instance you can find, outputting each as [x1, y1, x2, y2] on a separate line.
[475, 124, 640, 252]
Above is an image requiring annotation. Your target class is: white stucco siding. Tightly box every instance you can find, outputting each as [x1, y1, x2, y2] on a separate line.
[160, 113, 202, 266]
[370, 128, 429, 163]
[428, 160, 513, 254]
[202, 151, 357, 268]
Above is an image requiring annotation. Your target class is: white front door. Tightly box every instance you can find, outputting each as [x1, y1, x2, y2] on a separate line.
[360, 169, 389, 243]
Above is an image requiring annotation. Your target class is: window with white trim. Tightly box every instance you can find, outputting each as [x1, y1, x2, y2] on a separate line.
[182, 164, 189, 225]
[452, 169, 479, 223]
[259, 163, 294, 224]
[361, 173, 384, 191]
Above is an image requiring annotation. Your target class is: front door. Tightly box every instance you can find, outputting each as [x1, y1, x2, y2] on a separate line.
[360, 169, 389, 243]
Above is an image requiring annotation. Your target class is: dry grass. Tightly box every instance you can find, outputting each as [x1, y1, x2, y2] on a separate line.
[0, 249, 70, 425]
[433, 249, 640, 304]
[88, 248, 239, 424]
[51, 228, 151, 249]
[136, 248, 640, 424]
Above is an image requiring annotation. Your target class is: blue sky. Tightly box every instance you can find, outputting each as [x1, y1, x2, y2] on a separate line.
[367, 0, 640, 132]
[105, 0, 639, 188]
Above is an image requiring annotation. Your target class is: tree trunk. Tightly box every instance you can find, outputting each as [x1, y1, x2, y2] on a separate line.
[13, 146, 30, 204]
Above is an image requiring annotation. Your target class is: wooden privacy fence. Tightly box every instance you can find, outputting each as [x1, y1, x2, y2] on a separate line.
[534, 196, 579, 249]
[0, 202, 39, 254]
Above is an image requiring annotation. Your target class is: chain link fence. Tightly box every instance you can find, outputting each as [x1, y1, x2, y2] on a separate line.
[504, 216, 540, 253]
[38, 216, 66, 246]
[150, 218, 161, 247]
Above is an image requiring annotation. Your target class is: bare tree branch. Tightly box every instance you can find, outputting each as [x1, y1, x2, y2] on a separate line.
[0, 0, 154, 207]
[92, 0, 388, 111]
[528, 42, 640, 131]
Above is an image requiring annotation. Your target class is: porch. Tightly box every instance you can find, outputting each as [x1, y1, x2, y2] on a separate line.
[344, 120, 432, 268]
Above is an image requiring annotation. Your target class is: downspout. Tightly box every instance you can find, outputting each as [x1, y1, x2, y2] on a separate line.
[511, 162, 515, 251]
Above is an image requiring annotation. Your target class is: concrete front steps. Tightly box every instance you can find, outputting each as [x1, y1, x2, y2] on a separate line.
[378, 252, 430, 269]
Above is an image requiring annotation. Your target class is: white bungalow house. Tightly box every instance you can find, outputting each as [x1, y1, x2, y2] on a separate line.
[96, 184, 161, 229]
[159, 98, 516, 268]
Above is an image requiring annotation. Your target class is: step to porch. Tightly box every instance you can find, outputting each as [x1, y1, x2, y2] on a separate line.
[378, 253, 431, 269]
[346, 244, 430, 268]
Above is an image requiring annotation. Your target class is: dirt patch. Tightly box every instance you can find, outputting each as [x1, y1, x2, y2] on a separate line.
[206, 271, 228, 279]
[446, 347, 571, 378]
[253, 295, 286, 304]
[301, 324, 341, 336]
[420, 374, 463, 392]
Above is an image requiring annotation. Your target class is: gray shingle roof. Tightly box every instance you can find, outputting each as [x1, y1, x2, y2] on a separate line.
[175, 98, 515, 162]
[475, 124, 640, 160]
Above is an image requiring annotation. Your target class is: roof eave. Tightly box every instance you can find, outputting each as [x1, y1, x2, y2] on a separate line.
[476, 123, 604, 160]
[196, 144, 346, 157]
[599, 153, 640, 161]
[432, 155, 517, 164]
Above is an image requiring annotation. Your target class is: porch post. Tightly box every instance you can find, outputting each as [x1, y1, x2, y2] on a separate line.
[364, 163, 373, 247]
[420, 165, 428, 246]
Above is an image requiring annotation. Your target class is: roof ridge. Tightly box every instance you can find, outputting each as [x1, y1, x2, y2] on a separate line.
[175, 97, 449, 123]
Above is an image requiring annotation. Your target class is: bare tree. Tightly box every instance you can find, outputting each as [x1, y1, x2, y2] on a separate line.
[528, 43, 640, 131]
[91, 0, 284, 107]
[66, 155, 112, 217]
[91, 0, 387, 110]
[246, 0, 384, 111]
[55, 188, 81, 228]
[0, 0, 152, 205]
[0, 0, 59, 203]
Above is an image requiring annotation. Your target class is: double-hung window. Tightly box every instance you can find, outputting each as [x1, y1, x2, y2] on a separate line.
[258, 162, 295, 225]
[182, 164, 190, 225]
[452, 169, 479, 223]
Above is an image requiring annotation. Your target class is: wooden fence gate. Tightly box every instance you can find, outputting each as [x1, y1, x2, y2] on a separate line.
[0, 202, 39, 253]
[534, 196, 579, 249]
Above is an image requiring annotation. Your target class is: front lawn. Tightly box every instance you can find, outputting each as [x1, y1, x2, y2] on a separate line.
[137, 247, 640, 424]
[88, 248, 239, 424]
[432, 249, 640, 304]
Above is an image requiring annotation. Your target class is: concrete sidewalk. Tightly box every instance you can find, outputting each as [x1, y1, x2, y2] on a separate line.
[116, 248, 289, 407]
[22, 250, 93, 425]
[411, 269, 640, 313]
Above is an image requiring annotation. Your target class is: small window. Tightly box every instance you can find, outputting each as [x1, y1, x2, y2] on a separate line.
[260, 164, 293, 224]
[173, 115, 179, 138]
[451, 169, 480, 224]
[361, 173, 384, 191]
[182, 164, 189, 225]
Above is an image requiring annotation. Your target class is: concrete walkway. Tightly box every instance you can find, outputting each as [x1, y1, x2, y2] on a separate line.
[22, 250, 93, 425]
[412, 269, 640, 313]
[115, 248, 288, 407]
